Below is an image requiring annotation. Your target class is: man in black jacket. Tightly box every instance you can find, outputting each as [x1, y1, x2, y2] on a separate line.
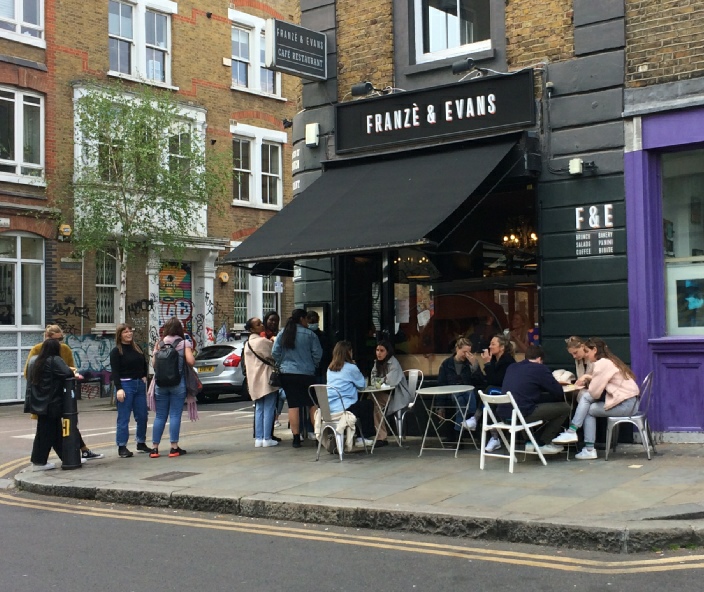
[490, 344, 570, 455]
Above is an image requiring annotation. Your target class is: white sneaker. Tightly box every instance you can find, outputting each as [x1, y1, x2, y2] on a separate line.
[262, 439, 279, 447]
[355, 437, 374, 447]
[33, 462, 56, 472]
[540, 444, 564, 455]
[575, 447, 597, 460]
[81, 457, 86, 464]
[274, 420, 281, 428]
[552, 430, 578, 444]
[307, 432, 317, 441]
[485, 436, 501, 452]
[254, 439, 263, 448]
[464, 417, 477, 430]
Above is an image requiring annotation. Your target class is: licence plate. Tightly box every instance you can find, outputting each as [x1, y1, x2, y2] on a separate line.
[198, 366, 215, 373]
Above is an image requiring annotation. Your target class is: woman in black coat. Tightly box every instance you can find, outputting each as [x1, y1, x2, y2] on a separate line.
[27, 339, 75, 471]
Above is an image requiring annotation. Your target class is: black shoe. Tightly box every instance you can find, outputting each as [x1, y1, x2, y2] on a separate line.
[118, 446, 133, 458]
[292, 434, 302, 448]
[375, 439, 389, 448]
[271, 435, 282, 443]
[136, 443, 153, 454]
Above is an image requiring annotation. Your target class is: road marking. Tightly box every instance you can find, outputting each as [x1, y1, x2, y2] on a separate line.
[0, 488, 701, 574]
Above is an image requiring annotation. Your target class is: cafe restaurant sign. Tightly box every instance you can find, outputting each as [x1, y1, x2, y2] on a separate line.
[265, 19, 327, 81]
[335, 69, 535, 153]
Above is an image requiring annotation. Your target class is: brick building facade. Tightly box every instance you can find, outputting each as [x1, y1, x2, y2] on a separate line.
[0, 0, 299, 402]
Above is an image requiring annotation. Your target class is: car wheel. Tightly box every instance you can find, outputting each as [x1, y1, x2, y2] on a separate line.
[239, 381, 251, 401]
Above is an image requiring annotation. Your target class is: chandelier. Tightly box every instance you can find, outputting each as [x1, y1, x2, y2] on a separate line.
[502, 217, 538, 252]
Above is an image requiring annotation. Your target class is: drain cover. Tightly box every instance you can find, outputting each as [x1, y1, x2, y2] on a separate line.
[143, 471, 200, 482]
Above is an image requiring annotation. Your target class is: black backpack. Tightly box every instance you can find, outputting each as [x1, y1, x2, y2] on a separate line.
[154, 337, 183, 387]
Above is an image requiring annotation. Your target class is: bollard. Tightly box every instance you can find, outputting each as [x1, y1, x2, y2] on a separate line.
[61, 377, 82, 470]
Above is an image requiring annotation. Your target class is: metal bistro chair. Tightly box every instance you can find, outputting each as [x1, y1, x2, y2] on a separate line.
[395, 369, 424, 443]
[478, 389, 547, 474]
[604, 371, 657, 461]
[309, 384, 368, 462]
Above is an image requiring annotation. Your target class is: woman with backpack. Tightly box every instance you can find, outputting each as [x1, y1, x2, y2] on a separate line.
[150, 317, 195, 458]
[272, 308, 322, 448]
[110, 324, 150, 458]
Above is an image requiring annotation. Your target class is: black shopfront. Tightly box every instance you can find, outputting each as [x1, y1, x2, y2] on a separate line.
[224, 70, 542, 379]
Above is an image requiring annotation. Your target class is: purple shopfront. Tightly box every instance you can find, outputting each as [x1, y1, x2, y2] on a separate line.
[626, 106, 704, 438]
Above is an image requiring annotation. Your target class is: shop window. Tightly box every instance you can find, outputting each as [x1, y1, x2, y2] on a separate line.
[0, 233, 44, 327]
[95, 250, 118, 327]
[0, 0, 44, 47]
[231, 124, 286, 209]
[108, 0, 174, 86]
[662, 149, 704, 336]
[229, 9, 281, 98]
[0, 87, 44, 183]
[415, 0, 491, 64]
[232, 266, 249, 326]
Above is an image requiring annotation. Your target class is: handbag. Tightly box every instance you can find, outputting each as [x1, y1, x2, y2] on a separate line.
[246, 340, 281, 387]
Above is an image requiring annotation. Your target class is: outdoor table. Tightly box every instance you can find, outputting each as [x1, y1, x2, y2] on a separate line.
[358, 384, 399, 453]
[416, 384, 477, 458]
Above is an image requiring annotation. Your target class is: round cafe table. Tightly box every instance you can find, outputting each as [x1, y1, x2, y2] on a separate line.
[357, 384, 398, 453]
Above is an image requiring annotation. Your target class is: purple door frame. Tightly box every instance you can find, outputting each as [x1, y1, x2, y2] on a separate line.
[626, 107, 704, 432]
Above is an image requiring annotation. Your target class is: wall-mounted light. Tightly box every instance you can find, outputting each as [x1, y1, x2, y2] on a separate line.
[58, 223, 72, 242]
[451, 57, 476, 75]
[282, 118, 293, 129]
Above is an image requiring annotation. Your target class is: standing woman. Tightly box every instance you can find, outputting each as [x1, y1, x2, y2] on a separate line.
[261, 311, 280, 342]
[369, 340, 411, 447]
[110, 324, 150, 458]
[272, 308, 322, 448]
[27, 339, 76, 471]
[150, 317, 195, 458]
[243, 317, 279, 448]
[553, 337, 640, 459]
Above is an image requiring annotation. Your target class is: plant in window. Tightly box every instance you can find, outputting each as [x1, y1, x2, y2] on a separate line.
[68, 82, 230, 323]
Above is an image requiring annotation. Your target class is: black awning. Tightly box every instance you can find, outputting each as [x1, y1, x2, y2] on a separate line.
[224, 139, 516, 264]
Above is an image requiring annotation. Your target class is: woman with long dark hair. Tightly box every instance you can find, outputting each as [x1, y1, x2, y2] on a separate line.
[27, 339, 76, 471]
[111, 323, 150, 458]
[369, 340, 411, 447]
[150, 317, 195, 458]
[552, 337, 640, 459]
[272, 308, 322, 448]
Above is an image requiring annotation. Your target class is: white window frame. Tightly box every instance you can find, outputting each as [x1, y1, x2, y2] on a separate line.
[228, 8, 283, 100]
[0, 0, 45, 48]
[0, 86, 45, 186]
[108, 0, 178, 89]
[94, 249, 119, 331]
[230, 123, 286, 210]
[229, 242, 281, 323]
[232, 264, 250, 327]
[413, 0, 492, 64]
[0, 232, 45, 329]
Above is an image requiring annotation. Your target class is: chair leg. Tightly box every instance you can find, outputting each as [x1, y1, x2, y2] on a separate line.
[508, 430, 517, 474]
[316, 432, 323, 461]
[646, 420, 657, 456]
[605, 422, 614, 461]
[396, 411, 404, 443]
[335, 432, 344, 462]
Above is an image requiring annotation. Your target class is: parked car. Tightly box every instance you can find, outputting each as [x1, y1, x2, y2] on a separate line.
[194, 335, 250, 402]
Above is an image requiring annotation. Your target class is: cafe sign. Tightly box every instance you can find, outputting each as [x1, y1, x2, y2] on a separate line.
[335, 69, 535, 153]
[265, 19, 327, 81]
[575, 204, 615, 257]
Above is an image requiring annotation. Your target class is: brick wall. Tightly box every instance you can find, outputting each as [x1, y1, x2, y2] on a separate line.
[626, 0, 704, 87]
[336, 0, 394, 100]
[506, 0, 574, 69]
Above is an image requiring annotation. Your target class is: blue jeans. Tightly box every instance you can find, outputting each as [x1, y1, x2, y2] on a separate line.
[116, 379, 148, 446]
[254, 391, 278, 440]
[152, 379, 187, 446]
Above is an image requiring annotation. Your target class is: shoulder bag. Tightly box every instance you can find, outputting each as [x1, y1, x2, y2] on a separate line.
[247, 340, 281, 388]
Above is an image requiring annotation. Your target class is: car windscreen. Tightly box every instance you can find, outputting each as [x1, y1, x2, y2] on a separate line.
[196, 345, 237, 360]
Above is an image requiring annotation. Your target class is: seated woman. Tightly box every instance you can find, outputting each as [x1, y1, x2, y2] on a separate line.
[564, 335, 594, 402]
[370, 340, 411, 447]
[326, 341, 375, 445]
[552, 337, 639, 459]
[437, 337, 485, 433]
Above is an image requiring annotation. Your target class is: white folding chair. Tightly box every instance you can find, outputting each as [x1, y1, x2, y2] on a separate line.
[309, 384, 367, 461]
[605, 371, 657, 461]
[478, 389, 547, 473]
[395, 369, 424, 442]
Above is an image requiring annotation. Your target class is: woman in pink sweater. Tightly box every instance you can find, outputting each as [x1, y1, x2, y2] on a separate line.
[552, 337, 639, 459]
